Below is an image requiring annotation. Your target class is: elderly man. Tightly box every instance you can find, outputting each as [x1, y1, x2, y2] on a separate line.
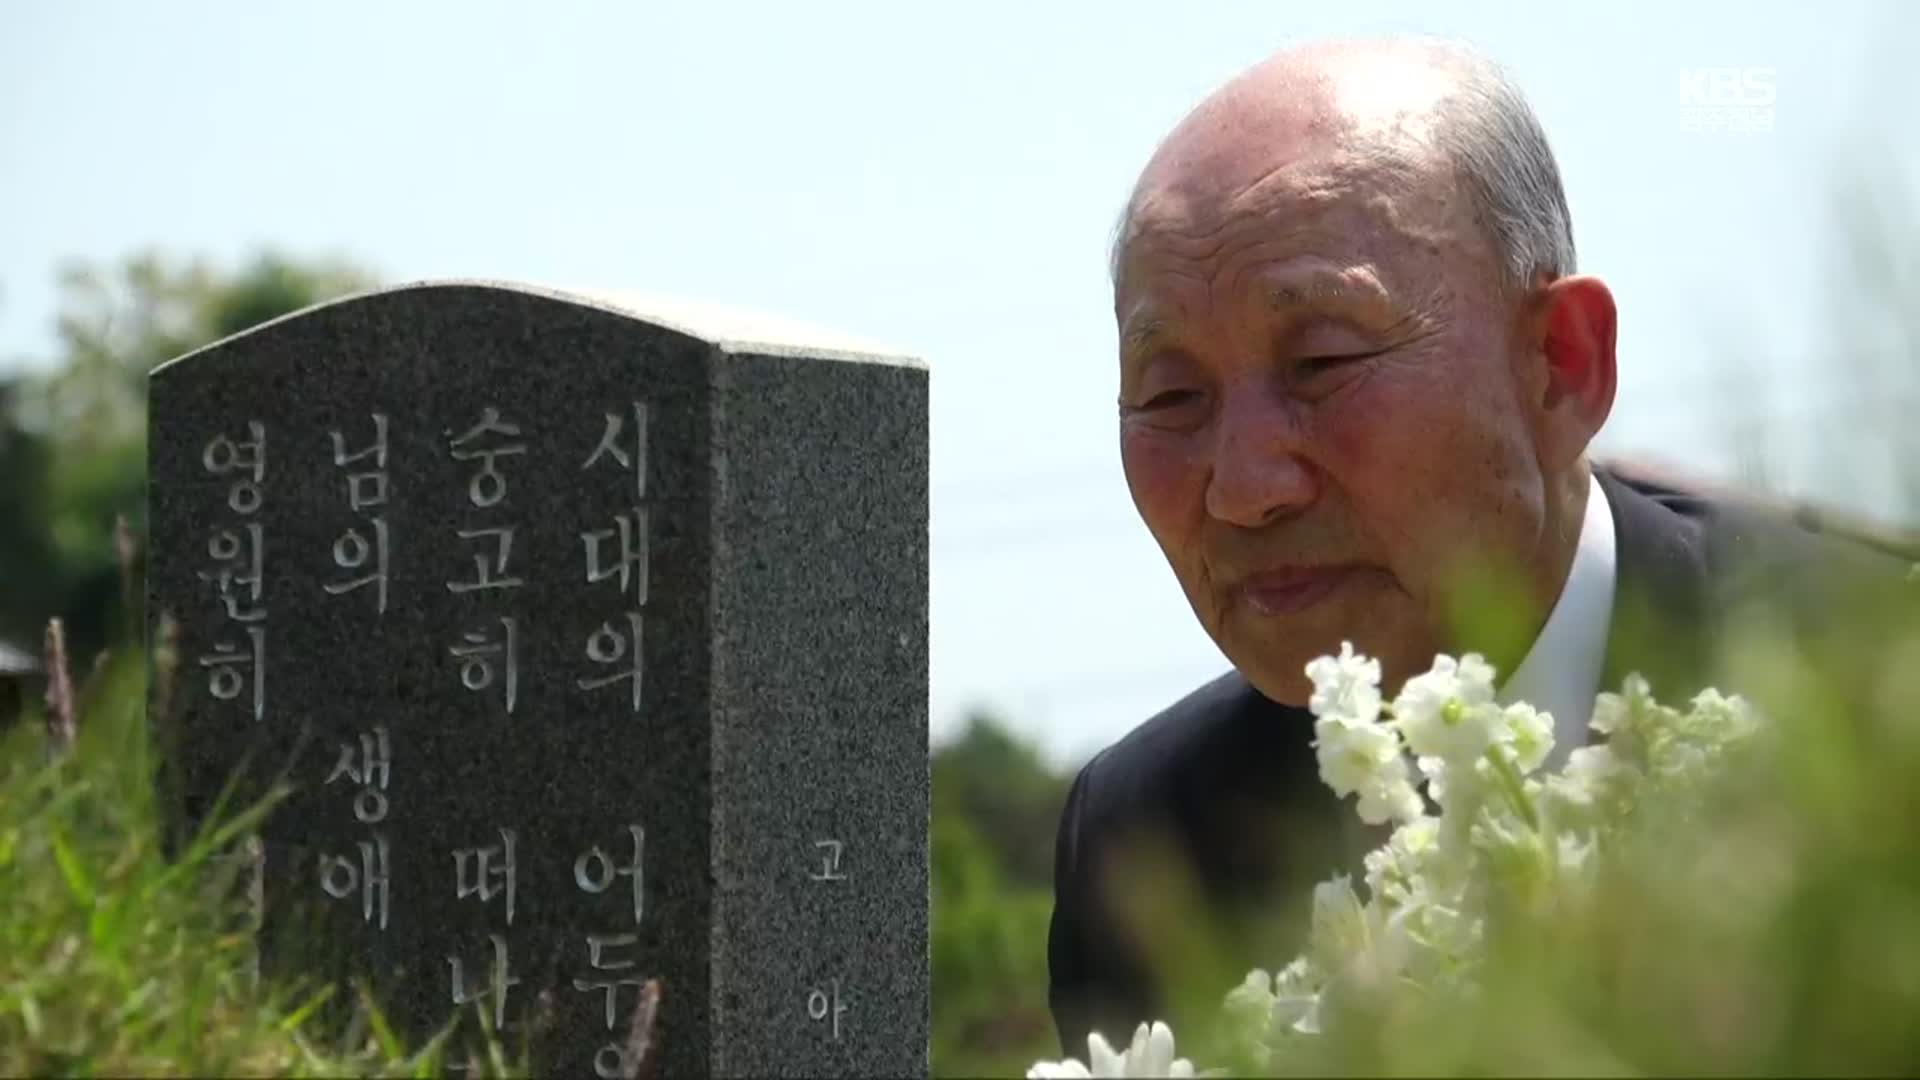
[1048, 37, 1915, 1055]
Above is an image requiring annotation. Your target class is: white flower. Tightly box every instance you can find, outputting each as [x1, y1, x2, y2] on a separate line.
[1309, 876, 1369, 970]
[1221, 961, 1326, 1061]
[1592, 672, 1657, 740]
[1306, 640, 1383, 724]
[1223, 968, 1277, 1030]
[1364, 815, 1441, 905]
[1656, 741, 1710, 781]
[1503, 702, 1555, 774]
[1354, 762, 1426, 826]
[1312, 716, 1400, 798]
[1423, 751, 1505, 816]
[1391, 654, 1504, 765]
[1026, 1022, 1200, 1079]
[1309, 875, 1413, 991]
[1217, 649, 1764, 1075]
[1270, 957, 1324, 1035]
[1457, 653, 1498, 699]
[1589, 687, 1628, 737]
[1684, 687, 1761, 745]
[1555, 830, 1597, 878]
[1556, 744, 1622, 806]
[1312, 711, 1423, 826]
[1470, 809, 1552, 904]
[1407, 898, 1480, 959]
[1390, 658, 1463, 742]
[1224, 970, 1279, 1061]
[1416, 753, 1449, 804]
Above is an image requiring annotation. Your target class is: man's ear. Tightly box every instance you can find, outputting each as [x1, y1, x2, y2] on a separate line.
[1527, 275, 1617, 471]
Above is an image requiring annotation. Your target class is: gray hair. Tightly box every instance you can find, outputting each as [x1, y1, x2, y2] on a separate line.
[1110, 39, 1578, 295]
[1425, 42, 1579, 290]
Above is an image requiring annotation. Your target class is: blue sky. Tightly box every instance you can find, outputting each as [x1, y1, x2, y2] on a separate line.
[3, 0, 1915, 764]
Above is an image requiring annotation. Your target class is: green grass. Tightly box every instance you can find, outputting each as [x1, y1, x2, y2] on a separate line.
[8, 604, 1920, 1077]
[0, 651, 512, 1078]
[1, 632, 1045, 1079]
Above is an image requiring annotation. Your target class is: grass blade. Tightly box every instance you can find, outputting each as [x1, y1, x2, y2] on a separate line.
[278, 984, 337, 1034]
[47, 825, 95, 908]
[357, 980, 404, 1060]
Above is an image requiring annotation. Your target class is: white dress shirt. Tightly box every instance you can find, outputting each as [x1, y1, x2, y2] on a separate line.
[1497, 469, 1618, 773]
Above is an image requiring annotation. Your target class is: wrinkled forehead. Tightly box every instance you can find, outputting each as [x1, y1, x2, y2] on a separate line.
[1117, 137, 1460, 297]
[1129, 142, 1416, 233]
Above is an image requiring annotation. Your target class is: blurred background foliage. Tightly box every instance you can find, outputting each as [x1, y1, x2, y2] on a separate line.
[0, 252, 376, 659]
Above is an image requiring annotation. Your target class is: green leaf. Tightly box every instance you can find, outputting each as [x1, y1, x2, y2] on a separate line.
[110, 978, 161, 1027]
[357, 981, 404, 1059]
[18, 991, 42, 1040]
[406, 1024, 456, 1080]
[278, 985, 336, 1034]
[48, 825, 95, 908]
[88, 883, 137, 958]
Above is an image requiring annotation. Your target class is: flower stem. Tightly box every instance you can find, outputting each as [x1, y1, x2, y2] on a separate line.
[1485, 748, 1538, 830]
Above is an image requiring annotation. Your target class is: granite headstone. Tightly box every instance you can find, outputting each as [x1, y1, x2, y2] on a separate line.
[146, 281, 929, 1078]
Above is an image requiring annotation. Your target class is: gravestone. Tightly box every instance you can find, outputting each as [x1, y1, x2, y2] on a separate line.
[146, 281, 929, 1078]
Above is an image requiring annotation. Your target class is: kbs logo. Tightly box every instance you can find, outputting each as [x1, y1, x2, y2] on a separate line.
[1678, 67, 1776, 134]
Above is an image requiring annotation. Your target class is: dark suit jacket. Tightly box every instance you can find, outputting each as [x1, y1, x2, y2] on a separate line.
[1046, 467, 1918, 1055]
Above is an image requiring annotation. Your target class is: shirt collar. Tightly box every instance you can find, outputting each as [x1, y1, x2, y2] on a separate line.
[1498, 468, 1619, 771]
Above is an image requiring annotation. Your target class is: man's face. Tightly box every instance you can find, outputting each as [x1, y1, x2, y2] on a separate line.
[1115, 139, 1552, 705]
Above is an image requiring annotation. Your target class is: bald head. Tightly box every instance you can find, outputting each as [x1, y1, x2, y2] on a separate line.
[1113, 38, 1576, 296]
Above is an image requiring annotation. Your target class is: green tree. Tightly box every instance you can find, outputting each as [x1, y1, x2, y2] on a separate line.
[931, 712, 1074, 1076]
[933, 708, 1074, 890]
[0, 251, 377, 658]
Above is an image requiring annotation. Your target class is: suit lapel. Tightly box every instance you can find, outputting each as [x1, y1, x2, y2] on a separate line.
[1592, 467, 1716, 702]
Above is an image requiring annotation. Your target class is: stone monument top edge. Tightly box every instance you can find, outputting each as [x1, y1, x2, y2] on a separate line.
[147, 279, 926, 378]
[556, 286, 926, 369]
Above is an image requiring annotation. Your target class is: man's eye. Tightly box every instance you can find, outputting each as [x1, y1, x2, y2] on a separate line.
[1143, 389, 1202, 410]
[1298, 353, 1368, 376]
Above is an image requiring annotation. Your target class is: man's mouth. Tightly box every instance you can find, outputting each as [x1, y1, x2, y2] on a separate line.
[1232, 565, 1359, 617]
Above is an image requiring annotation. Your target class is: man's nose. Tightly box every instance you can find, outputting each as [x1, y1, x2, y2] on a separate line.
[1204, 384, 1318, 528]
